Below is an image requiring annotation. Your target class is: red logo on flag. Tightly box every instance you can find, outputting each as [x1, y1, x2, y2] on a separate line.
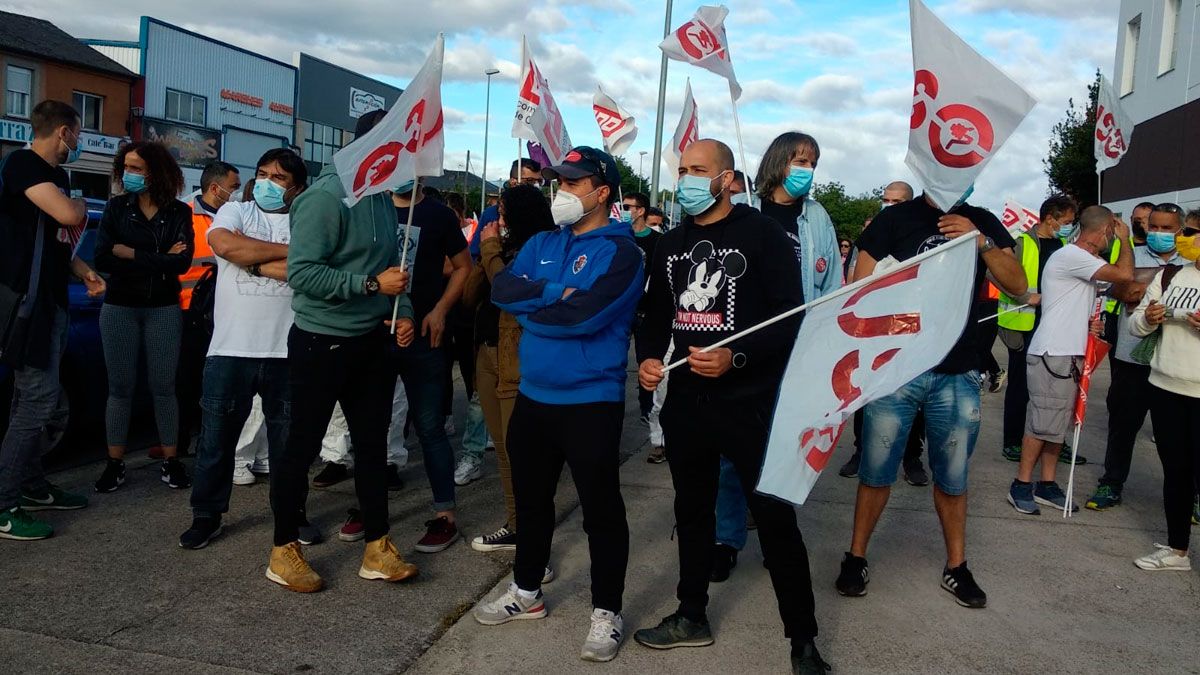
[909, 69, 995, 169]
[350, 99, 444, 196]
[593, 105, 629, 137]
[676, 20, 726, 61]
[1095, 105, 1127, 159]
[815, 257, 827, 274]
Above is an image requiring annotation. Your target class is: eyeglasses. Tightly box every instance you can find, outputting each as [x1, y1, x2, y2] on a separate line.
[1182, 227, 1200, 236]
[520, 177, 544, 187]
[621, 204, 639, 211]
[1153, 203, 1183, 214]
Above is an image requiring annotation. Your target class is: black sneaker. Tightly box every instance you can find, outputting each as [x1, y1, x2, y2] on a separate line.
[837, 453, 860, 478]
[471, 524, 517, 552]
[710, 544, 738, 583]
[1058, 446, 1087, 465]
[386, 464, 404, 492]
[95, 459, 126, 493]
[835, 552, 869, 597]
[941, 561, 987, 608]
[903, 458, 929, 486]
[791, 640, 832, 675]
[312, 462, 349, 488]
[179, 517, 223, 549]
[162, 458, 191, 489]
[633, 613, 714, 650]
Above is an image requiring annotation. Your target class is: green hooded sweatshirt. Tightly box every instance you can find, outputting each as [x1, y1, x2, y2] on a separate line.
[287, 164, 412, 337]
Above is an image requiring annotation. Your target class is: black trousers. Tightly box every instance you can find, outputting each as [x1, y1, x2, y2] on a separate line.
[1148, 385, 1200, 551]
[507, 394, 628, 612]
[975, 300, 1001, 375]
[175, 321, 211, 452]
[1099, 357, 1156, 490]
[1002, 343, 1030, 448]
[662, 389, 818, 641]
[270, 325, 394, 546]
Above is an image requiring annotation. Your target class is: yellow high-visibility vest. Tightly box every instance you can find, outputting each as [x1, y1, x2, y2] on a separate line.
[1103, 240, 1122, 314]
[997, 232, 1039, 332]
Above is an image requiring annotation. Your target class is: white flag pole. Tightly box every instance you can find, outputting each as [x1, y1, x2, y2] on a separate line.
[976, 303, 1029, 324]
[728, 81, 750, 183]
[390, 128, 425, 334]
[517, 138, 522, 183]
[661, 232, 980, 372]
[1063, 422, 1083, 517]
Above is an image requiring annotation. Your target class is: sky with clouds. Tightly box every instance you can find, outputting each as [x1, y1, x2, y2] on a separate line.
[4, 0, 1122, 213]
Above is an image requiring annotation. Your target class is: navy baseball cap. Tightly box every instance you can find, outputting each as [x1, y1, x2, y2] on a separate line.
[542, 146, 621, 192]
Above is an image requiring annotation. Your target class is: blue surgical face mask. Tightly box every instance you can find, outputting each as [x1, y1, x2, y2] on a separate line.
[1146, 231, 1178, 254]
[677, 171, 727, 216]
[619, 207, 632, 223]
[392, 180, 415, 195]
[122, 171, 147, 194]
[63, 131, 82, 164]
[782, 166, 814, 199]
[253, 178, 288, 211]
[1057, 224, 1075, 239]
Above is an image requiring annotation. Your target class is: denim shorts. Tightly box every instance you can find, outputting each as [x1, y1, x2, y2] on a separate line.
[859, 370, 982, 496]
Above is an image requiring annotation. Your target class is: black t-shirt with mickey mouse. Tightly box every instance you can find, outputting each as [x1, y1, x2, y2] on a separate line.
[855, 195, 1015, 374]
[637, 203, 803, 399]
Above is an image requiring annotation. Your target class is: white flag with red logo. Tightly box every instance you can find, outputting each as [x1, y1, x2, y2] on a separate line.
[659, 5, 742, 100]
[664, 79, 700, 178]
[905, 0, 1036, 210]
[757, 234, 979, 505]
[512, 37, 572, 165]
[593, 85, 638, 157]
[1094, 75, 1133, 174]
[333, 35, 444, 207]
[1000, 198, 1039, 236]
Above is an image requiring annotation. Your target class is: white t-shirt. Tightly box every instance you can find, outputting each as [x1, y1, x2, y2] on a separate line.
[207, 202, 294, 358]
[1027, 244, 1106, 357]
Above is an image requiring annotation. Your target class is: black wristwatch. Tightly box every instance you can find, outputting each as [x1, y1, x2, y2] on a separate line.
[364, 275, 381, 296]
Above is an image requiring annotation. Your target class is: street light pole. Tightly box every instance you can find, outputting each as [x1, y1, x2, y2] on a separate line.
[481, 67, 500, 214]
[649, 0, 674, 207]
[639, 150, 647, 193]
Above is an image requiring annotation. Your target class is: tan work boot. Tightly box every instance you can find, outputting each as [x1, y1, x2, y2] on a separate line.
[359, 535, 419, 582]
[266, 541, 324, 592]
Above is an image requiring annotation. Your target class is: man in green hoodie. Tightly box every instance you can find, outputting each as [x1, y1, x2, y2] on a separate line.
[266, 110, 416, 592]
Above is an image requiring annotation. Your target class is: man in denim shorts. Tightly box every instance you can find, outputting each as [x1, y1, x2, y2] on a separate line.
[834, 190, 1027, 609]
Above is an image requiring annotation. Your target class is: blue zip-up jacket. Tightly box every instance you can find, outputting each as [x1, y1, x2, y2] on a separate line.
[492, 218, 644, 405]
[761, 196, 843, 303]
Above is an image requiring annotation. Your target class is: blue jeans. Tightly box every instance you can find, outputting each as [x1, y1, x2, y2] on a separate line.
[715, 457, 748, 550]
[191, 356, 289, 518]
[860, 370, 982, 496]
[0, 308, 68, 510]
[394, 337, 456, 511]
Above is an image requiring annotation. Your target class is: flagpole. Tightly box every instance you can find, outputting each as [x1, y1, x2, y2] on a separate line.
[976, 303, 1029, 323]
[649, 0, 674, 208]
[661, 232, 980, 372]
[729, 81, 750, 184]
[1063, 422, 1083, 517]
[391, 127, 425, 333]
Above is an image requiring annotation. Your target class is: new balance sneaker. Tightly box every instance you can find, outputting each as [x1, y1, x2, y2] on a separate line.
[581, 608, 624, 662]
[339, 509, 364, 542]
[903, 458, 929, 487]
[1058, 445, 1087, 465]
[791, 640, 832, 675]
[835, 552, 869, 596]
[232, 465, 256, 486]
[312, 462, 349, 488]
[543, 565, 556, 584]
[1134, 543, 1192, 571]
[162, 458, 191, 489]
[1007, 480, 1040, 515]
[298, 520, 323, 546]
[94, 458, 126, 493]
[20, 484, 87, 511]
[633, 613, 714, 649]
[386, 464, 404, 492]
[473, 583, 547, 625]
[1086, 485, 1122, 511]
[453, 456, 483, 486]
[415, 516, 460, 553]
[359, 535, 418, 582]
[0, 506, 53, 541]
[179, 517, 223, 550]
[710, 544, 738, 583]
[1034, 481, 1078, 513]
[941, 562, 987, 608]
[471, 524, 517, 552]
[266, 541, 323, 592]
[1001, 445, 1022, 462]
[837, 453, 860, 478]
[987, 369, 1007, 394]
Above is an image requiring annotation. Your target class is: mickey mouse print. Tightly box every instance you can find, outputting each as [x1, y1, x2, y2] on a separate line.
[670, 240, 748, 331]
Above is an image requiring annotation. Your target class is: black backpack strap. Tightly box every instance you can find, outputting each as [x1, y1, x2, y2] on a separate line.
[1159, 264, 1183, 294]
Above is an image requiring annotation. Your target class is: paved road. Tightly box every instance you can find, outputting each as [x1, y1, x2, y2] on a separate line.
[2, 359, 1197, 674]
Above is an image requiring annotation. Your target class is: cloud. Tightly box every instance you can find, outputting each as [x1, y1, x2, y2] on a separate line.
[949, 0, 1121, 20]
[741, 75, 865, 112]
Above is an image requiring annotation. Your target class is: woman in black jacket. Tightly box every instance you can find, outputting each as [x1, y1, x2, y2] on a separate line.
[93, 141, 193, 492]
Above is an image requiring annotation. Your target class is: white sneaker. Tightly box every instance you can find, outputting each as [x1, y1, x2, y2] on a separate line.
[581, 608, 624, 662]
[454, 456, 483, 486]
[472, 582, 547, 625]
[1134, 543, 1191, 571]
[543, 565, 555, 584]
[232, 466, 255, 486]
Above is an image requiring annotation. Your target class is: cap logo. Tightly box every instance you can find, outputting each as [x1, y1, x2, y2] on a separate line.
[565, 150, 583, 162]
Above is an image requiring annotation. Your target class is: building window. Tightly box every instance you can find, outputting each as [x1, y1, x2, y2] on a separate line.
[72, 91, 103, 131]
[5, 65, 33, 118]
[165, 88, 206, 126]
[1121, 14, 1141, 95]
[301, 120, 345, 166]
[1159, 0, 1181, 74]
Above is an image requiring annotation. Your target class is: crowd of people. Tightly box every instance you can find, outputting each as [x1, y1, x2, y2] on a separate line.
[2, 98, 1200, 673]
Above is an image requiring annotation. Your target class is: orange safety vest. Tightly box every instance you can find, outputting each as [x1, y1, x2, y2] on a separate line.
[180, 199, 217, 310]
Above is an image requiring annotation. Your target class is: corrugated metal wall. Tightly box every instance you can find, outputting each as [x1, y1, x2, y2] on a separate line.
[89, 45, 141, 74]
[143, 21, 295, 141]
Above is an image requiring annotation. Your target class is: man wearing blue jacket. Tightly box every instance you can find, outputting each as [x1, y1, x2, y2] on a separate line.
[472, 147, 643, 664]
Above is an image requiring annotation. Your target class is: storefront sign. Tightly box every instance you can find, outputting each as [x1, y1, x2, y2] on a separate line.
[221, 88, 263, 108]
[79, 132, 127, 155]
[269, 101, 294, 116]
[143, 118, 222, 169]
[0, 119, 33, 144]
[349, 87, 385, 119]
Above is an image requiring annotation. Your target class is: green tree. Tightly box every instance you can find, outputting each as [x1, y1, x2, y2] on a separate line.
[811, 181, 883, 241]
[614, 154, 649, 197]
[1044, 71, 1100, 206]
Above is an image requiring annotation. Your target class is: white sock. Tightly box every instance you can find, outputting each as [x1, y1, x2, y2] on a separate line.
[515, 586, 539, 600]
